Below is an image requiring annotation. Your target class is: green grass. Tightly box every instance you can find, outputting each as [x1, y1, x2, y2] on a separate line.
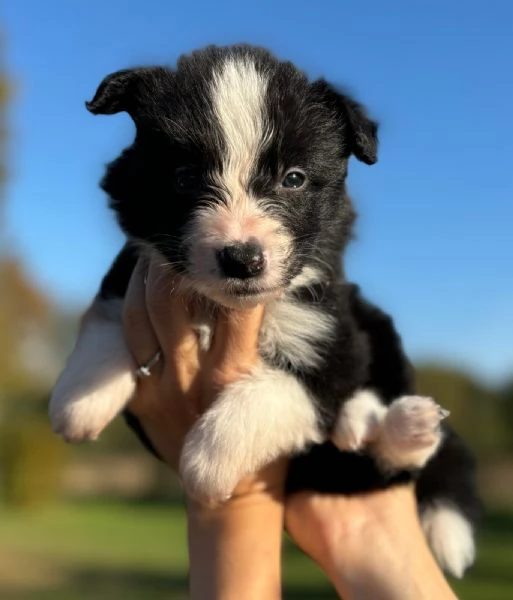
[1, 500, 512, 599]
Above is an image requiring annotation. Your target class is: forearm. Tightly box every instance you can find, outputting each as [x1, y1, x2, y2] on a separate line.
[323, 488, 457, 600]
[287, 486, 457, 600]
[187, 483, 284, 600]
[324, 515, 457, 600]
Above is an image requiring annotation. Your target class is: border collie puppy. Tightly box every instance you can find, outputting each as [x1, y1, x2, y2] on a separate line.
[49, 44, 480, 577]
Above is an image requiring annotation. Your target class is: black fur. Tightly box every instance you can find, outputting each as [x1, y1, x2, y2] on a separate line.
[89, 45, 363, 284]
[91, 44, 480, 537]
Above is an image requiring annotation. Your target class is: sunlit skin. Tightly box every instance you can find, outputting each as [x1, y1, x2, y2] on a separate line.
[122, 256, 457, 600]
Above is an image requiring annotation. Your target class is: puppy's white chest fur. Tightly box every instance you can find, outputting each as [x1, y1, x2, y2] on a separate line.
[192, 293, 334, 369]
[191, 266, 335, 368]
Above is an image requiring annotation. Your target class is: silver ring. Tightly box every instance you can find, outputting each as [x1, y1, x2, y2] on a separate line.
[135, 350, 162, 378]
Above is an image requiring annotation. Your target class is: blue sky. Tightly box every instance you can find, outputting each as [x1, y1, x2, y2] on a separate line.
[3, 1, 513, 384]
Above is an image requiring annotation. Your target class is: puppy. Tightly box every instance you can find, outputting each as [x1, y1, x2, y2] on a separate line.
[49, 44, 480, 577]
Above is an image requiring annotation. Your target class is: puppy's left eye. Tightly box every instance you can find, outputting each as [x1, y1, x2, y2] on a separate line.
[174, 167, 201, 194]
[282, 170, 306, 189]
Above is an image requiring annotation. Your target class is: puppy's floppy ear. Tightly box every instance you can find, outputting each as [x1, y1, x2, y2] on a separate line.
[312, 80, 378, 165]
[86, 67, 166, 120]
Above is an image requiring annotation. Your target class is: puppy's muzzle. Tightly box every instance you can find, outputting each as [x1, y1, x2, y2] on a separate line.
[216, 239, 266, 279]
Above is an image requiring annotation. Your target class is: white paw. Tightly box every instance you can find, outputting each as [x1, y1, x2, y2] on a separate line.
[332, 390, 387, 451]
[50, 364, 136, 443]
[180, 423, 243, 504]
[377, 395, 447, 470]
[49, 307, 136, 443]
[179, 364, 321, 504]
[50, 387, 129, 443]
[50, 400, 104, 442]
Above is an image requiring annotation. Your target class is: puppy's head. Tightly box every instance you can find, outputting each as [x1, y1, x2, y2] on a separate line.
[88, 45, 378, 306]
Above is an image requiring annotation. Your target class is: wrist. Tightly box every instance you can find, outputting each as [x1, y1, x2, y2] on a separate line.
[186, 467, 286, 600]
[185, 457, 287, 512]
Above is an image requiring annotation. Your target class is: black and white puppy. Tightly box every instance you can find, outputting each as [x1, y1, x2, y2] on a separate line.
[49, 45, 480, 578]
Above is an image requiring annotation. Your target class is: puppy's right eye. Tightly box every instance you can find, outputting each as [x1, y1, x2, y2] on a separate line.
[174, 167, 201, 194]
[282, 170, 306, 189]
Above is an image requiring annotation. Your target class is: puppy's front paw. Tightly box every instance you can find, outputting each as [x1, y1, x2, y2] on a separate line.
[50, 387, 132, 443]
[332, 391, 387, 451]
[180, 425, 242, 505]
[377, 395, 447, 470]
[49, 307, 136, 443]
[179, 364, 321, 504]
[50, 396, 108, 443]
[49, 369, 136, 443]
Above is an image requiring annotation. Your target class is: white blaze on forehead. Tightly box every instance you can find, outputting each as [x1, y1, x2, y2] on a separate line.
[186, 57, 292, 300]
[211, 57, 269, 196]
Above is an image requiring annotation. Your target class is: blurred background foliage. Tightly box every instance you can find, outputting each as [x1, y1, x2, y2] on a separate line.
[0, 23, 512, 600]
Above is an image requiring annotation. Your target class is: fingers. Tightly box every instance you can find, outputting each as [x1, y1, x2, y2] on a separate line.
[123, 257, 161, 372]
[211, 304, 265, 371]
[144, 259, 203, 396]
[125, 254, 265, 401]
[144, 260, 197, 361]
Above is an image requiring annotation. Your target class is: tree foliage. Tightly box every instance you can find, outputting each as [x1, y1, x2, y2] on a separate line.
[416, 364, 511, 459]
[0, 32, 54, 400]
[0, 29, 510, 509]
[0, 31, 67, 509]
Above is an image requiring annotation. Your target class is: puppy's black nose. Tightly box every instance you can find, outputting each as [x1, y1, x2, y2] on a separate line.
[217, 241, 266, 279]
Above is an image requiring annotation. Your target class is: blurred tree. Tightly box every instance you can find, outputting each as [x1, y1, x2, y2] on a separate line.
[498, 379, 513, 453]
[416, 364, 509, 459]
[0, 30, 59, 401]
[0, 30, 509, 506]
[0, 31, 68, 508]
[0, 258, 53, 398]
[1, 415, 66, 508]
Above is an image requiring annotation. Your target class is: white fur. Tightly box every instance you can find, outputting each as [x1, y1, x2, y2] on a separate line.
[192, 322, 214, 352]
[421, 502, 475, 578]
[375, 395, 444, 471]
[288, 265, 325, 291]
[212, 57, 270, 192]
[260, 295, 335, 370]
[332, 393, 443, 471]
[49, 300, 135, 442]
[258, 265, 333, 369]
[186, 200, 293, 306]
[184, 264, 333, 368]
[180, 363, 322, 502]
[185, 57, 292, 304]
[182, 264, 333, 369]
[332, 390, 387, 450]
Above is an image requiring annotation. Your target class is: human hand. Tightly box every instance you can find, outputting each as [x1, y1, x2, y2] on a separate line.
[122, 256, 266, 472]
[285, 485, 457, 600]
[122, 256, 285, 599]
[122, 257, 456, 600]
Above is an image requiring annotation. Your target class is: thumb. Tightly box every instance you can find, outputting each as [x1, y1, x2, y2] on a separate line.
[211, 304, 265, 372]
[145, 260, 197, 361]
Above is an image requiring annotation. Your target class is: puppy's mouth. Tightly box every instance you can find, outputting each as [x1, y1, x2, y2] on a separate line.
[230, 285, 282, 298]
[215, 285, 284, 308]
[203, 280, 285, 307]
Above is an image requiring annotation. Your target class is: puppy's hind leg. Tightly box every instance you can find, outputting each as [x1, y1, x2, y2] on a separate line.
[332, 392, 446, 472]
[49, 298, 136, 442]
[374, 395, 447, 471]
